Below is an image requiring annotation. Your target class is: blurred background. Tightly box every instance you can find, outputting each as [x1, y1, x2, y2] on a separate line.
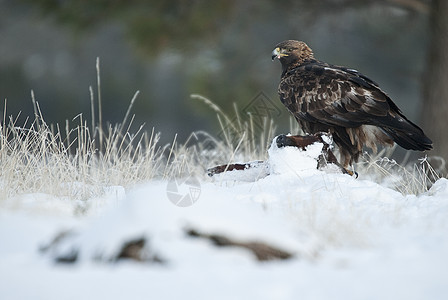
[1, 0, 446, 164]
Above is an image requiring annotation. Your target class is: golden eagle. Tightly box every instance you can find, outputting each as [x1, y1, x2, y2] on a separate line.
[272, 40, 432, 167]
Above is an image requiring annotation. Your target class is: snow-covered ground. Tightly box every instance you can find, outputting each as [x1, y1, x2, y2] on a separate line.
[1, 140, 448, 300]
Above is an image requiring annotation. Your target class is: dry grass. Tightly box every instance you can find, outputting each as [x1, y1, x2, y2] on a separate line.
[0, 66, 443, 206]
[354, 148, 442, 195]
[0, 101, 166, 203]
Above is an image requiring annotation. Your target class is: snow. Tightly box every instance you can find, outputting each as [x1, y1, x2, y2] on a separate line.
[1, 141, 448, 300]
[268, 137, 323, 175]
[211, 137, 333, 183]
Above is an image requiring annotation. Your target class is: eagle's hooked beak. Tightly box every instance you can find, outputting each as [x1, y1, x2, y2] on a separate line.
[271, 47, 287, 61]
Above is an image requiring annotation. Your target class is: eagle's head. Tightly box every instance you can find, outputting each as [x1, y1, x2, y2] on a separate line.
[272, 40, 315, 70]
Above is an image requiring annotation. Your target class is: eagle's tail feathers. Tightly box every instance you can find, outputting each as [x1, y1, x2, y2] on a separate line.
[374, 114, 432, 151]
[381, 126, 432, 151]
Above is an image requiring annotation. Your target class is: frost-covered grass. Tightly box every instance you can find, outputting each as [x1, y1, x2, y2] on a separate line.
[0, 99, 166, 204]
[0, 91, 442, 210]
[0, 89, 280, 207]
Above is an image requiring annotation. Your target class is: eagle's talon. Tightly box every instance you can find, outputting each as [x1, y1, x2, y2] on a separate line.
[343, 168, 358, 178]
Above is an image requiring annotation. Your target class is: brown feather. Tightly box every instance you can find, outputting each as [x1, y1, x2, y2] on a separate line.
[273, 40, 432, 167]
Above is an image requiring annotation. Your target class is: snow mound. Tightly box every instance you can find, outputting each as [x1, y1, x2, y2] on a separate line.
[211, 135, 341, 182]
[268, 136, 324, 175]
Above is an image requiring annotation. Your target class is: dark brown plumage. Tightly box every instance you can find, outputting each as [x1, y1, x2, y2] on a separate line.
[272, 40, 432, 166]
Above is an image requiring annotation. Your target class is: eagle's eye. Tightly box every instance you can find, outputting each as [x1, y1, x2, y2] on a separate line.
[287, 47, 295, 52]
